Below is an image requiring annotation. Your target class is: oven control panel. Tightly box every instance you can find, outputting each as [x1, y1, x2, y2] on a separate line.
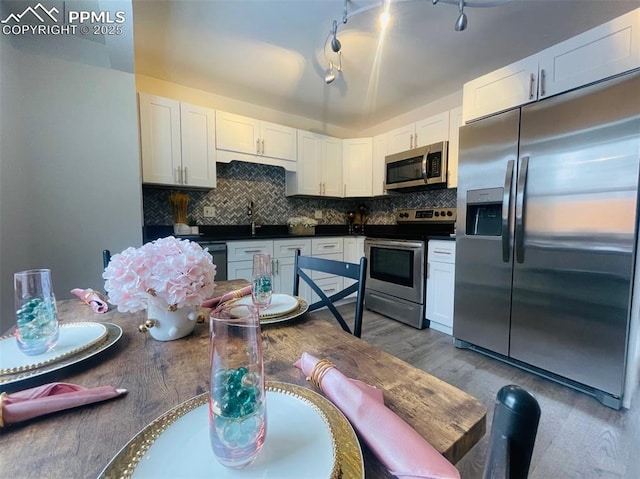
[396, 208, 457, 223]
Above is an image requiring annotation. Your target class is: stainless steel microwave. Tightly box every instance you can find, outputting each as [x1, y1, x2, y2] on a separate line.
[384, 141, 448, 191]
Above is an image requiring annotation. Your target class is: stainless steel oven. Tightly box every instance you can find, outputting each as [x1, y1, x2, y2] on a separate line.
[364, 207, 457, 329]
[365, 238, 426, 328]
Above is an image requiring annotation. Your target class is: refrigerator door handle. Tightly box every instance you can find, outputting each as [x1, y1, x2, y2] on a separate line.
[502, 159, 515, 263]
[515, 156, 530, 263]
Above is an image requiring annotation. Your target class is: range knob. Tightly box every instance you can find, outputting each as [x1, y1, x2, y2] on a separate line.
[446, 211, 453, 216]
[434, 211, 440, 217]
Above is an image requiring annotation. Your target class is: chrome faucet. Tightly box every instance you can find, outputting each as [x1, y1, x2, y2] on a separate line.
[247, 201, 257, 236]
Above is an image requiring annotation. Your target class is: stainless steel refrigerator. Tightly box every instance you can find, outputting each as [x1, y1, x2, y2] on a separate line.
[454, 71, 640, 409]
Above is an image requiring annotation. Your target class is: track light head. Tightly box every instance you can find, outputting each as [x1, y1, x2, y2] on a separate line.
[455, 11, 467, 31]
[455, 0, 467, 31]
[325, 61, 336, 84]
[330, 20, 341, 53]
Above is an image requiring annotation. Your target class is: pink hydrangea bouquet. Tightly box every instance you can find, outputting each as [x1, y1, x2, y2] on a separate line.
[103, 236, 217, 313]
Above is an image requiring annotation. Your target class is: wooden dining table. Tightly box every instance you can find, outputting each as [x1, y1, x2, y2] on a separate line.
[0, 280, 486, 478]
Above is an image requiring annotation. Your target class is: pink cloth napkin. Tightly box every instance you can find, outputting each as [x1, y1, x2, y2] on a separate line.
[0, 382, 126, 427]
[201, 285, 253, 308]
[70, 288, 109, 313]
[294, 352, 460, 479]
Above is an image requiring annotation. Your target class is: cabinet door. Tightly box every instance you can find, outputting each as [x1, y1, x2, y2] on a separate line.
[426, 261, 456, 331]
[310, 276, 344, 305]
[139, 93, 181, 185]
[260, 121, 297, 161]
[227, 260, 254, 282]
[343, 138, 373, 197]
[447, 106, 463, 189]
[538, 8, 640, 99]
[387, 124, 415, 155]
[414, 111, 450, 148]
[462, 54, 539, 123]
[273, 238, 311, 259]
[292, 130, 323, 195]
[372, 133, 388, 196]
[322, 136, 343, 197]
[215, 111, 260, 155]
[180, 103, 217, 188]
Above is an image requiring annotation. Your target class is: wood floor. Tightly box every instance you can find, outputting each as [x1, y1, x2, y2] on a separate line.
[323, 307, 640, 479]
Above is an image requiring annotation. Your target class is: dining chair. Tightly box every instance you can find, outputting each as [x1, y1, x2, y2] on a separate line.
[293, 249, 367, 337]
[482, 384, 541, 479]
[103, 250, 111, 269]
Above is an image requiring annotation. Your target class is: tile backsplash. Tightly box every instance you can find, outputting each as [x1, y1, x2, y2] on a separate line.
[143, 161, 457, 226]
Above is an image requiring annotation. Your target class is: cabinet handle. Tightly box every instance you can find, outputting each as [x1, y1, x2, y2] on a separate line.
[256, 139, 260, 155]
[433, 250, 451, 255]
[183, 166, 188, 185]
[275, 259, 279, 275]
[244, 249, 262, 253]
[410, 133, 414, 149]
[261, 139, 265, 156]
[322, 182, 326, 195]
[321, 244, 336, 249]
[540, 69, 546, 97]
[529, 73, 536, 100]
[175, 167, 181, 184]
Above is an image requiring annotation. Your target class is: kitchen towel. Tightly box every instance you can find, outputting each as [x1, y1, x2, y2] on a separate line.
[201, 285, 253, 309]
[70, 288, 109, 314]
[0, 382, 126, 427]
[294, 352, 460, 479]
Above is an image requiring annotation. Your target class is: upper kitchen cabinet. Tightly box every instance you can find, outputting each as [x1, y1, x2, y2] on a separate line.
[139, 93, 216, 189]
[215, 111, 297, 171]
[463, 8, 640, 123]
[371, 133, 388, 196]
[286, 130, 342, 197]
[343, 138, 373, 197]
[447, 106, 463, 189]
[386, 111, 450, 155]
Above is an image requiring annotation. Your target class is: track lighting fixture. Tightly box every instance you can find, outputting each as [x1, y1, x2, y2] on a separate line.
[324, 53, 343, 85]
[455, 0, 468, 31]
[330, 20, 342, 53]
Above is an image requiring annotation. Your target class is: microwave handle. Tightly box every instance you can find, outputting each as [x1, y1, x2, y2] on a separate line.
[421, 149, 430, 183]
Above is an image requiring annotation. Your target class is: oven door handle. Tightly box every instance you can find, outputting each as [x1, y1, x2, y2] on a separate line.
[421, 148, 430, 184]
[366, 242, 424, 251]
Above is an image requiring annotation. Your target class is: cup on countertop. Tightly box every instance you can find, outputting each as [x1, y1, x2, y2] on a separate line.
[14, 269, 60, 355]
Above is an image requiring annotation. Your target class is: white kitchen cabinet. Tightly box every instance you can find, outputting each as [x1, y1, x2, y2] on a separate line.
[310, 237, 344, 303]
[286, 130, 342, 197]
[343, 137, 373, 197]
[272, 238, 311, 302]
[343, 236, 365, 297]
[226, 240, 274, 282]
[447, 106, 463, 189]
[215, 110, 297, 170]
[139, 93, 216, 188]
[387, 111, 450, 155]
[372, 133, 388, 196]
[463, 8, 640, 123]
[426, 240, 456, 335]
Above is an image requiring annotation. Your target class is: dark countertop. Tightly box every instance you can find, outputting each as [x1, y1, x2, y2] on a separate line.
[143, 224, 399, 243]
[143, 225, 456, 243]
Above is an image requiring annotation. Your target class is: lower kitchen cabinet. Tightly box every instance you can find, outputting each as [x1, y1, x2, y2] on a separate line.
[426, 240, 456, 335]
[272, 238, 312, 302]
[310, 237, 344, 304]
[344, 236, 365, 297]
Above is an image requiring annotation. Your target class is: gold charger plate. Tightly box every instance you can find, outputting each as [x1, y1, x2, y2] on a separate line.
[260, 296, 309, 325]
[0, 322, 122, 387]
[98, 381, 364, 479]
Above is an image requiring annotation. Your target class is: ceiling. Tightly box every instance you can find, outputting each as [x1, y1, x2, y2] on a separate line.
[131, 0, 639, 131]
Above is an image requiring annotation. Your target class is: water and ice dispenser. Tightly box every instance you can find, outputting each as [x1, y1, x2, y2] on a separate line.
[465, 188, 503, 236]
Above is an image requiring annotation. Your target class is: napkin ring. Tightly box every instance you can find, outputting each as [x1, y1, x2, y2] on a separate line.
[0, 392, 6, 428]
[307, 359, 335, 392]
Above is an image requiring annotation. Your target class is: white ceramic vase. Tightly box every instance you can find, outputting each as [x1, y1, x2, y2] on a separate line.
[146, 302, 197, 341]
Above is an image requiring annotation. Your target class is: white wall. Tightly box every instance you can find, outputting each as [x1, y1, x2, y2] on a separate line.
[0, 3, 143, 333]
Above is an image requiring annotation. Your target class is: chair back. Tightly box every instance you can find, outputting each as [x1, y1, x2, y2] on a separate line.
[103, 250, 111, 269]
[483, 385, 541, 479]
[293, 250, 367, 337]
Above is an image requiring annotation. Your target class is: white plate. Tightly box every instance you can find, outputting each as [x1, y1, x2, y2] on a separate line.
[0, 323, 122, 387]
[100, 382, 364, 479]
[0, 322, 108, 374]
[234, 294, 299, 319]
